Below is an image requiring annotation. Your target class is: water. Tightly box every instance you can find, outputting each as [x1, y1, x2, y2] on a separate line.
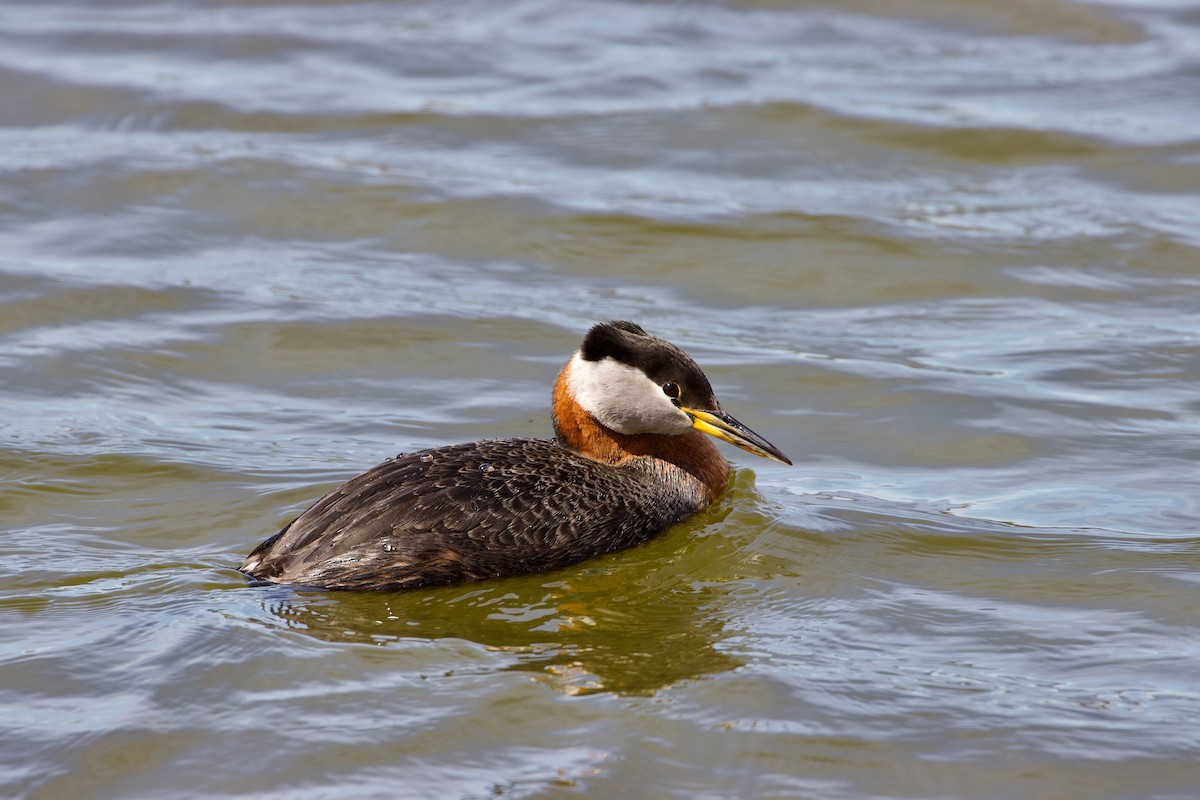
[2, 1, 1199, 798]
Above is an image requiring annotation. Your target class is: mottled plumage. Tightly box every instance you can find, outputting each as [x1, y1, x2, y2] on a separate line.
[242, 438, 708, 590]
[240, 321, 790, 591]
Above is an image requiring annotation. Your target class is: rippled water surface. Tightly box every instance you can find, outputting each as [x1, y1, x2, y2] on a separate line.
[3, 1, 1199, 798]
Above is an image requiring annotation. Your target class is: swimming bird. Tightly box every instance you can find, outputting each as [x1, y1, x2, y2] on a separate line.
[239, 320, 790, 591]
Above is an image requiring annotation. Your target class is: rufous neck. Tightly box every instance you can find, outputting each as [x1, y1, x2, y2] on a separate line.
[551, 360, 730, 502]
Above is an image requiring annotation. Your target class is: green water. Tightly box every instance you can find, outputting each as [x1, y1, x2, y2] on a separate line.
[2, 1, 1199, 798]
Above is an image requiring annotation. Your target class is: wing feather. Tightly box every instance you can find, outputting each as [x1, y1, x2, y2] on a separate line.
[240, 438, 703, 590]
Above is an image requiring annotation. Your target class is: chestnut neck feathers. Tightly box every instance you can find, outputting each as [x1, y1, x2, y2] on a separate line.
[551, 358, 730, 505]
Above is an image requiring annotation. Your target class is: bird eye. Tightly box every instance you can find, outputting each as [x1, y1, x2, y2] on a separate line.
[662, 382, 681, 402]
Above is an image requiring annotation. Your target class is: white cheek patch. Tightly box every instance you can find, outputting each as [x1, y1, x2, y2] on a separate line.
[566, 353, 692, 435]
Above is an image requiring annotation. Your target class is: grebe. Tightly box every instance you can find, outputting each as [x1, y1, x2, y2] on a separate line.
[239, 321, 790, 591]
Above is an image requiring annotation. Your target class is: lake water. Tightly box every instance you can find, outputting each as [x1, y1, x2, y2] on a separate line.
[2, 1, 1199, 798]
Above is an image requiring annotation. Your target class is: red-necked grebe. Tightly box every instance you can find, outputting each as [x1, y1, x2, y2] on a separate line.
[239, 320, 791, 590]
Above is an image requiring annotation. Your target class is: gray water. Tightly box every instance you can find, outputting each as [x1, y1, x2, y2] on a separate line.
[2, 1, 1199, 798]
